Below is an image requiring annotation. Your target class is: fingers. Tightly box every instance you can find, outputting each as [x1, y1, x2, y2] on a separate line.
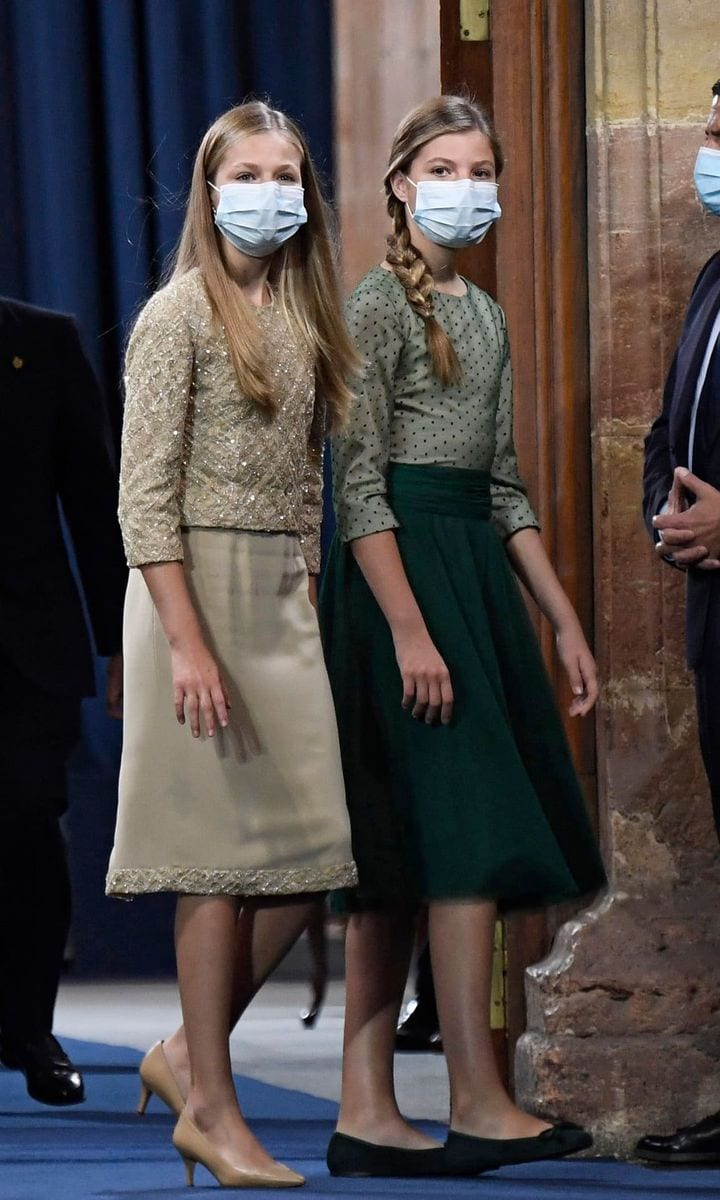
[440, 677, 454, 726]
[401, 676, 415, 710]
[178, 684, 231, 739]
[424, 680, 443, 725]
[698, 557, 720, 570]
[187, 690, 201, 738]
[211, 681, 231, 730]
[412, 678, 429, 721]
[654, 534, 708, 566]
[569, 657, 599, 717]
[201, 690, 216, 738]
[667, 472, 684, 514]
[566, 655, 584, 701]
[174, 684, 185, 726]
[405, 670, 453, 725]
[669, 544, 709, 566]
[654, 526, 695, 545]
[674, 466, 706, 496]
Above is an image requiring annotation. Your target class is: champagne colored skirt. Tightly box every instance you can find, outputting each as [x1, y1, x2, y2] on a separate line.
[320, 464, 606, 913]
[106, 529, 357, 898]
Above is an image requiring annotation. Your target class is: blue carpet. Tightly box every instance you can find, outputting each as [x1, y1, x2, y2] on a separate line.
[1, 1040, 720, 1199]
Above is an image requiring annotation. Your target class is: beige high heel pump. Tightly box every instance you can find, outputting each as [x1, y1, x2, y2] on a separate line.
[172, 1110, 305, 1188]
[137, 1040, 185, 1116]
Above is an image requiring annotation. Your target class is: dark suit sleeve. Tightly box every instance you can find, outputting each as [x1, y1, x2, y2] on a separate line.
[642, 350, 677, 543]
[56, 319, 127, 656]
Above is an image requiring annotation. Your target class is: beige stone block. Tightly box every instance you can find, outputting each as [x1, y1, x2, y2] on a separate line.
[588, 124, 718, 427]
[516, 891, 720, 1154]
[516, 1031, 720, 1156]
[586, 0, 719, 125]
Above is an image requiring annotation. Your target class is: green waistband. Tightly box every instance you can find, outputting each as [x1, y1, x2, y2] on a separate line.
[387, 463, 491, 520]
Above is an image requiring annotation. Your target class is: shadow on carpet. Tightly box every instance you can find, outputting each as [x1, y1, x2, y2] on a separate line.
[1, 1038, 720, 1199]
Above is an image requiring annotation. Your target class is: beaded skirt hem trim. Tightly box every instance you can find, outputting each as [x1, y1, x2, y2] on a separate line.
[106, 862, 358, 899]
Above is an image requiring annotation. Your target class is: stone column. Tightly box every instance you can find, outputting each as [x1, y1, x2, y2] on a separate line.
[514, 0, 720, 1155]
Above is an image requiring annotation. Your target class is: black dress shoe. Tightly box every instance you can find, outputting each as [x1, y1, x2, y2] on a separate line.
[0, 1032, 85, 1106]
[395, 1004, 443, 1053]
[445, 1122, 592, 1172]
[636, 1112, 720, 1164]
[327, 1132, 456, 1177]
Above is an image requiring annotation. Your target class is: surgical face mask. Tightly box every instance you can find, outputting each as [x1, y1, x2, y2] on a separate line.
[405, 177, 501, 248]
[694, 146, 720, 216]
[208, 180, 307, 257]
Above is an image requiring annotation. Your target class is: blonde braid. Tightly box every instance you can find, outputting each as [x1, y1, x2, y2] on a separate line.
[386, 199, 462, 387]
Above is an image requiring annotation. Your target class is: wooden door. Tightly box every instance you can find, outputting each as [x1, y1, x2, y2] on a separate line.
[440, 0, 595, 1072]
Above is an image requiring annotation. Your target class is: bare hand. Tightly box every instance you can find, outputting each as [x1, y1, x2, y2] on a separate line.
[653, 467, 720, 568]
[171, 639, 231, 738]
[105, 652, 123, 720]
[556, 625, 598, 716]
[394, 626, 454, 725]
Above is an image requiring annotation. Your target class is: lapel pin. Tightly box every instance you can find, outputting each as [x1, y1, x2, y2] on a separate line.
[12, 356, 24, 370]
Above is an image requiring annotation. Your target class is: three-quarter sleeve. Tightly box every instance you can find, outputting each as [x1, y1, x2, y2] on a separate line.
[118, 292, 194, 566]
[299, 399, 325, 574]
[490, 319, 540, 540]
[332, 283, 403, 542]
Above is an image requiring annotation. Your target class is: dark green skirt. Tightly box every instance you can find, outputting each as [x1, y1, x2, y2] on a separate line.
[320, 463, 606, 912]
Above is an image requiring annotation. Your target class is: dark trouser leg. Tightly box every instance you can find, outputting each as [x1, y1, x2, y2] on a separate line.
[0, 654, 80, 1045]
[0, 811, 72, 1043]
[694, 593, 720, 840]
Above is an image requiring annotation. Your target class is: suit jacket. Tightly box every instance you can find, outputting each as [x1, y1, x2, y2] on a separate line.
[0, 298, 127, 698]
[643, 250, 720, 669]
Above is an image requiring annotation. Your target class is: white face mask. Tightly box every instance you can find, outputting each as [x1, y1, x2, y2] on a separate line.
[405, 177, 501, 248]
[209, 180, 308, 257]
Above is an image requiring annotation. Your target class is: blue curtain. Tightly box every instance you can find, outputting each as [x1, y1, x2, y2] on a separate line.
[0, 0, 335, 976]
[1, 0, 334, 423]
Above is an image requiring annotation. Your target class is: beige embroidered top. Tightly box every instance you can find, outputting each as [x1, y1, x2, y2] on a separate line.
[119, 268, 324, 572]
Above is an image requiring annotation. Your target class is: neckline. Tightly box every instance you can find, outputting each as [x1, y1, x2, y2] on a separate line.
[434, 276, 471, 299]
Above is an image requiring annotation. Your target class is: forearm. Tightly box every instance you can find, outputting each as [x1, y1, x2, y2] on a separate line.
[139, 561, 205, 650]
[504, 528, 581, 633]
[351, 529, 453, 724]
[351, 530, 426, 636]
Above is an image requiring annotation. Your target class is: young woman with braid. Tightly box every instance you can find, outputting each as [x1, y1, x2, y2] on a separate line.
[320, 95, 606, 1179]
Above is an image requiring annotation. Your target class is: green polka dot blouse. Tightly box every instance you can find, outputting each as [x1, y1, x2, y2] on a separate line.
[332, 264, 540, 543]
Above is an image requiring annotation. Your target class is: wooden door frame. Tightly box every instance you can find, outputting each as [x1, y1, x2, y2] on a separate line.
[440, 0, 595, 1069]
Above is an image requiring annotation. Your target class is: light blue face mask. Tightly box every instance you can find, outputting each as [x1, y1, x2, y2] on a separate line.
[208, 180, 307, 257]
[405, 177, 501, 248]
[694, 146, 720, 216]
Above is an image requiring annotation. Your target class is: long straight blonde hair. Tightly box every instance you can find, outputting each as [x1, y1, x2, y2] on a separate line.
[168, 101, 359, 431]
[384, 95, 504, 387]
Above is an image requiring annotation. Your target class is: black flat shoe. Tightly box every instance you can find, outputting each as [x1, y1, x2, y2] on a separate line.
[0, 1032, 85, 1106]
[636, 1112, 720, 1164]
[445, 1122, 592, 1172]
[327, 1132, 452, 1177]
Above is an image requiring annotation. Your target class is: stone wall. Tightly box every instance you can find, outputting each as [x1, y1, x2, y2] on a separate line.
[514, 0, 720, 1155]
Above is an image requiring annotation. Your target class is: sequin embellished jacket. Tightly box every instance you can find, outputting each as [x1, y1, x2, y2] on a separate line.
[119, 268, 324, 572]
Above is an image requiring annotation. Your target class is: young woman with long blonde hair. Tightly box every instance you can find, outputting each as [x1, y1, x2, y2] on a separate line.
[106, 100, 358, 1190]
[320, 94, 606, 1178]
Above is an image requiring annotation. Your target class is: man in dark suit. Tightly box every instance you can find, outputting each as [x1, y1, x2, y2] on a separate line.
[0, 298, 126, 1104]
[638, 81, 720, 1164]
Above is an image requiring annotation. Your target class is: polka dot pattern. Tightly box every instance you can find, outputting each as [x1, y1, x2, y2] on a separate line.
[332, 265, 540, 543]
